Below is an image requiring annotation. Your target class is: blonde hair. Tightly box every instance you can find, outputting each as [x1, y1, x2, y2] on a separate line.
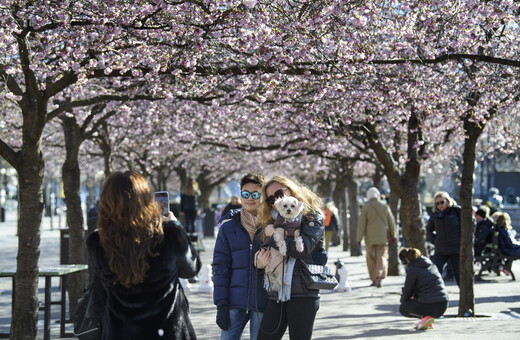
[431, 191, 457, 212]
[495, 212, 512, 230]
[257, 176, 322, 228]
[399, 247, 422, 263]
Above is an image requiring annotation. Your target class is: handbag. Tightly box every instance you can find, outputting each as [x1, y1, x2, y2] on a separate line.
[302, 263, 338, 290]
[73, 285, 100, 340]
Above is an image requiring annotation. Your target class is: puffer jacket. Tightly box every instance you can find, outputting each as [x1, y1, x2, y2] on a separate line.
[212, 209, 268, 312]
[87, 220, 201, 340]
[426, 206, 462, 255]
[252, 211, 326, 300]
[401, 256, 448, 304]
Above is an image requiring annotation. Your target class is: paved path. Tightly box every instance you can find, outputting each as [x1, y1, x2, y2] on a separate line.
[0, 210, 519, 339]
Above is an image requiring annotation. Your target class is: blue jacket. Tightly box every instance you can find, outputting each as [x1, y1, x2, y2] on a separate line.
[212, 209, 267, 312]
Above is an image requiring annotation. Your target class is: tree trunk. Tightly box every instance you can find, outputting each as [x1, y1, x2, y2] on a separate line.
[345, 170, 361, 255]
[457, 115, 484, 316]
[364, 112, 427, 255]
[13, 155, 44, 339]
[333, 175, 348, 251]
[61, 116, 88, 320]
[387, 191, 400, 276]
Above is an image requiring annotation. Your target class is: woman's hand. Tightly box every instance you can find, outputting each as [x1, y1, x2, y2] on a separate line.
[255, 248, 271, 269]
[265, 224, 275, 237]
[163, 211, 178, 222]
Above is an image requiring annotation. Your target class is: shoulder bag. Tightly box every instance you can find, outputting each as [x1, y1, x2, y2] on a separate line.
[302, 263, 338, 290]
[73, 285, 100, 340]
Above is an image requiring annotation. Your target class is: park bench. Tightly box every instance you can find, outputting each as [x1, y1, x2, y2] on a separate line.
[474, 230, 520, 281]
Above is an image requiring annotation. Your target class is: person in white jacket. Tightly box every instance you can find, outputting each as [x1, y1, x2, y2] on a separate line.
[357, 187, 396, 287]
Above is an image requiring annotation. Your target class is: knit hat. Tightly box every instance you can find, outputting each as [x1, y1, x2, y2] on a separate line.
[367, 187, 380, 200]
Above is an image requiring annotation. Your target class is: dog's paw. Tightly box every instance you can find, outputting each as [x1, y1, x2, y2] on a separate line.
[265, 224, 275, 237]
[295, 237, 304, 252]
[278, 241, 287, 256]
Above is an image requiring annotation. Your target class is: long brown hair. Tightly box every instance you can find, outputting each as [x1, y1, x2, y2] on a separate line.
[97, 171, 164, 287]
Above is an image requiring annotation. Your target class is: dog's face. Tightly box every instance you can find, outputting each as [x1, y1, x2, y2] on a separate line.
[274, 196, 304, 219]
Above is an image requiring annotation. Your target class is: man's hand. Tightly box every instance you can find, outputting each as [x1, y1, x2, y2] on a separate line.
[216, 305, 230, 330]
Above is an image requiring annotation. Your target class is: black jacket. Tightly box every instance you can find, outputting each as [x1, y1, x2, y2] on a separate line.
[426, 206, 462, 255]
[87, 220, 201, 340]
[401, 256, 448, 304]
[474, 218, 494, 255]
[253, 211, 326, 300]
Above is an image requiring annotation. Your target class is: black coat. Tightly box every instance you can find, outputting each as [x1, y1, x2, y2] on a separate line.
[253, 211, 326, 300]
[87, 220, 201, 340]
[426, 207, 462, 255]
[474, 218, 494, 255]
[401, 256, 448, 304]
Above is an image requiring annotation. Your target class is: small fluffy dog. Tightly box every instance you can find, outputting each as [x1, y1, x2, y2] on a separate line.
[267, 195, 305, 255]
[264, 196, 305, 292]
[334, 259, 352, 292]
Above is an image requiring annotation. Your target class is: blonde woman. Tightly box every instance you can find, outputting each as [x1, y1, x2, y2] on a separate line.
[426, 191, 463, 286]
[495, 212, 520, 257]
[253, 176, 326, 340]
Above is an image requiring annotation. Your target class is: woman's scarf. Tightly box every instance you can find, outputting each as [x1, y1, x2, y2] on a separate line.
[240, 208, 259, 240]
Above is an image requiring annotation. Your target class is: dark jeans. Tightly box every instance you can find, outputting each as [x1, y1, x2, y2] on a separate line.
[400, 300, 448, 319]
[257, 297, 319, 340]
[432, 253, 460, 286]
[183, 209, 197, 234]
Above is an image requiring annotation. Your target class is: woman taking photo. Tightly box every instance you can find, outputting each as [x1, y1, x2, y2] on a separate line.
[253, 176, 326, 340]
[426, 191, 463, 286]
[87, 171, 201, 340]
[399, 248, 449, 330]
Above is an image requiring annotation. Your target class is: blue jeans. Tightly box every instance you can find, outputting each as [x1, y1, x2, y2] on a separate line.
[220, 309, 264, 340]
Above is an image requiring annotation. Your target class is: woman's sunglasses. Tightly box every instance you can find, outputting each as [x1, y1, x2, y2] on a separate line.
[241, 191, 260, 200]
[435, 200, 446, 206]
[266, 187, 288, 205]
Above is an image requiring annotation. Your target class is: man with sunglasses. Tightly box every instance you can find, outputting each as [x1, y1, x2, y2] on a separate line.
[212, 173, 269, 340]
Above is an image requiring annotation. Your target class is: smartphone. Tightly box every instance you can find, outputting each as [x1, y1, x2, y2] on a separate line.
[154, 191, 170, 217]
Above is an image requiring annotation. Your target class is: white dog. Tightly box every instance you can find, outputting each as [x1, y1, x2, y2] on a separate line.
[264, 196, 305, 292]
[267, 195, 305, 255]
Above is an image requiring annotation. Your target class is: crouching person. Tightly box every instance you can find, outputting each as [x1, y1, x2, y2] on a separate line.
[399, 248, 449, 330]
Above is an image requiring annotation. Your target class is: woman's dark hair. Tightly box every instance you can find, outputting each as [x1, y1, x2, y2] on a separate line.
[399, 248, 422, 264]
[240, 173, 266, 189]
[97, 171, 164, 287]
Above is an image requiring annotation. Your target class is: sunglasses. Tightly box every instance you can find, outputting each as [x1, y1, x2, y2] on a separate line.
[241, 191, 260, 200]
[266, 187, 288, 205]
[435, 200, 446, 206]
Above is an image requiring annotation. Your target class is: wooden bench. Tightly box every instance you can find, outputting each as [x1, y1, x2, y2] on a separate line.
[475, 231, 520, 281]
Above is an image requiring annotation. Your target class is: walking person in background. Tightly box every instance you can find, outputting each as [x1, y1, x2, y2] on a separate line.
[221, 195, 242, 218]
[357, 187, 397, 288]
[254, 176, 326, 340]
[426, 191, 467, 287]
[87, 171, 201, 339]
[212, 173, 268, 340]
[322, 198, 339, 251]
[180, 178, 200, 235]
[399, 248, 449, 330]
